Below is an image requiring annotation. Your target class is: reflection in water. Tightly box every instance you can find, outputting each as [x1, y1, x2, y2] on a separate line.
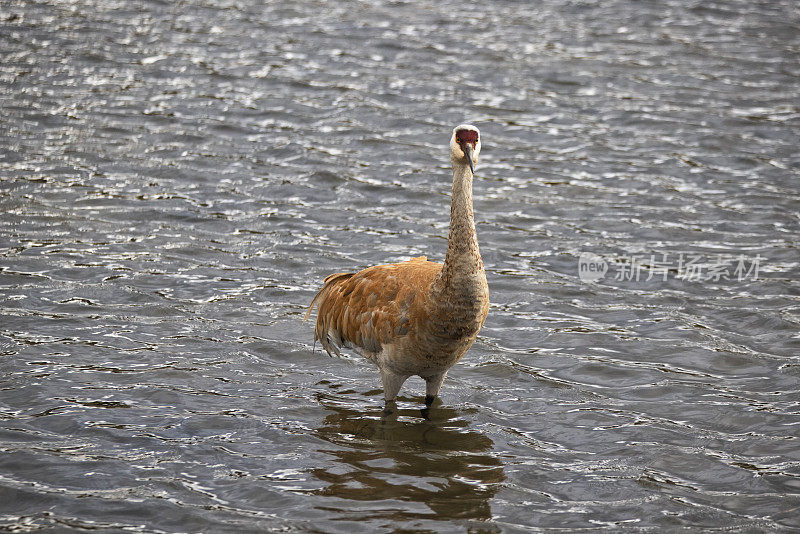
[310, 394, 505, 522]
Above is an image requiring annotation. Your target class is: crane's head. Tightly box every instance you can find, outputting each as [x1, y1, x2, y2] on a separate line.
[450, 124, 480, 174]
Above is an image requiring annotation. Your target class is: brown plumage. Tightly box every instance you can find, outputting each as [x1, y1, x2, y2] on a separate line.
[305, 124, 489, 409]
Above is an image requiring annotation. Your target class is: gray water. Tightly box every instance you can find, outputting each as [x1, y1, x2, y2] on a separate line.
[2, 0, 800, 532]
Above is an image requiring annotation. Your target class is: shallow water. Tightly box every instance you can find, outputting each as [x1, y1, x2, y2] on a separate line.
[1, 0, 799, 531]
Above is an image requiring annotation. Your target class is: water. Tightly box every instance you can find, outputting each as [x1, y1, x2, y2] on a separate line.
[1, 0, 799, 531]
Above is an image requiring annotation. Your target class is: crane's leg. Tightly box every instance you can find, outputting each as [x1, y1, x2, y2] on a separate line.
[424, 372, 447, 408]
[380, 368, 407, 414]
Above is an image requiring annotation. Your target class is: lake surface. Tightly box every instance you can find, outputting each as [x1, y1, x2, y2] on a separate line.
[1, 0, 799, 531]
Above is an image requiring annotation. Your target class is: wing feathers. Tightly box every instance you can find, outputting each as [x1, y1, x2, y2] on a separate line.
[305, 257, 441, 358]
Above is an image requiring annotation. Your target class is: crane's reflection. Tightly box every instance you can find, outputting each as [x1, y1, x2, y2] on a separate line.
[308, 392, 505, 522]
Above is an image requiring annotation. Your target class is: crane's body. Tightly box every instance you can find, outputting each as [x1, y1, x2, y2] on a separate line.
[306, 125, 488, 409]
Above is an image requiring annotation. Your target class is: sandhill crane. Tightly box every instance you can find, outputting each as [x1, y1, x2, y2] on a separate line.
[306, 124, 489, 411]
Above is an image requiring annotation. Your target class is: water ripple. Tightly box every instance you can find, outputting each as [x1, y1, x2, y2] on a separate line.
[1, 0, 799, 531]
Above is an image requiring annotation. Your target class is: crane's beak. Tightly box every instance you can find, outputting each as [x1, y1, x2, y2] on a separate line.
[463, 143, 475, 174]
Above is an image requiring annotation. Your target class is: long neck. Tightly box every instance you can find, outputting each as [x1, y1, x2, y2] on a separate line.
[439, 160, 484, 286]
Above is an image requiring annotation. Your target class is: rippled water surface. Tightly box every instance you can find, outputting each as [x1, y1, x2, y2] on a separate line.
[2, 0, 800, 531]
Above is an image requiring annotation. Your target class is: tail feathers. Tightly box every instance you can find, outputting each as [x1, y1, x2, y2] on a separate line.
[304, 272, 353, 321]
[321, 332, 342, 357]
[305, 272, 355, 357]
